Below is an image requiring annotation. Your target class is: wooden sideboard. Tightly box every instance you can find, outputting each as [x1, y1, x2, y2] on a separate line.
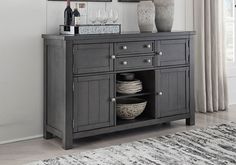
[42, 31, 195, 149]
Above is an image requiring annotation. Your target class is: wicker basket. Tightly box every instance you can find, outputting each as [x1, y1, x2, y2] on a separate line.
[116, 98, 147, 120]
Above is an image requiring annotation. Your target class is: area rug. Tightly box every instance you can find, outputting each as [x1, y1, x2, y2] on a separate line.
[26, 123, 236, 165]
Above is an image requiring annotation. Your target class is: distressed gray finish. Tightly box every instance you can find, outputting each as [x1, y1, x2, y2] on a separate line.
[115, 55, 154, 71]
[42, 31, 195, 149]
[73, 75, 115, 132]
[156, 67, 190, 118]
[156, 39, 189, 66]
[73, 44, 113, 74]
[115, 41, 154, 55]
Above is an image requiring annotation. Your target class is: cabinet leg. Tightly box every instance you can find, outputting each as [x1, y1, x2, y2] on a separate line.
[44, 131, 53, 139]
[186, 117, 195, 126]
[62, 136, 73, 150]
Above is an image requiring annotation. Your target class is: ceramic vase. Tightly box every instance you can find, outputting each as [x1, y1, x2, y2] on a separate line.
[154, 0, 174, 32]
[137, 1, 155, 32]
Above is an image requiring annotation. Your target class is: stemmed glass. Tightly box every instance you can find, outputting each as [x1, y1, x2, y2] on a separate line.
[108, 9, 119, 24]
[89, 10, 97, 24]
[97, 9, 109, 24]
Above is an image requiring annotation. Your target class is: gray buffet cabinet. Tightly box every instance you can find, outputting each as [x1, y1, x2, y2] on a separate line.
[42, 31, 195, 149]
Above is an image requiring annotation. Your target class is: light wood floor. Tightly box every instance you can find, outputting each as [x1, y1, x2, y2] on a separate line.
[1, 106, 236, 165]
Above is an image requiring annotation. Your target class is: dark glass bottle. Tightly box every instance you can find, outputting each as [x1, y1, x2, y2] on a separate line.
[64, 0, 73, 26]
[73, 3, 81, 26]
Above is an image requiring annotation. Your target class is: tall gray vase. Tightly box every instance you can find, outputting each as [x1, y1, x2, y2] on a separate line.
[137, 1, 155, 32]
[154, 0, 174, 32]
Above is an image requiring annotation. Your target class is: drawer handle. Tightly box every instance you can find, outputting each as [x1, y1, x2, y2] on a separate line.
[146, 44, 152, 48]
[122, 46, 128, 50]
[145, 59, 152, 63]
[111, 98, 116, 102]
[111, 55, 116, 59]
[122, 61, 128, 65]
[157, 92, 163, 96]
[157, 52, 163, 56]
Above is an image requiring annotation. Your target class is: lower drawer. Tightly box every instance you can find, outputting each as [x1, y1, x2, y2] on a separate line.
[115, 55, 154, 71]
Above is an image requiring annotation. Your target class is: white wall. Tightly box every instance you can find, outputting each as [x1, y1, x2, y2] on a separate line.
[47, 0, 193, 33]
[0, 0, 193, 144]
[0, 0, 46, 144]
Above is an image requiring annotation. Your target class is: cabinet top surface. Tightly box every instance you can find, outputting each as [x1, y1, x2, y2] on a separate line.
[42, 31, 196, 41]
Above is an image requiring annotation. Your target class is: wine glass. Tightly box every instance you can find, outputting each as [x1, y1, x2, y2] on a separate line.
[96, 9, 108, 24]
[109, 9, 119, 24]
[108, 9, 114, 24]
[103, 11, 109, 24]
[89, 10, 97, 24]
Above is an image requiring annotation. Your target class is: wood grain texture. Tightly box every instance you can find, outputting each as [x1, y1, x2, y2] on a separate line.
[156, 67, 190, 118]
[42, 32, 195, 149]
[73, 75, 114, 132]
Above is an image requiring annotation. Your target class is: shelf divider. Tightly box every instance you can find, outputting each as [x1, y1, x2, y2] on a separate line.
[116, 92, 155, 99]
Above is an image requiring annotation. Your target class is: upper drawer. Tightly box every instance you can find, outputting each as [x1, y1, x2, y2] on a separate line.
[73, 44, 113, 74]
[115, 41, 154, 55]
[157, 39, 189, 66]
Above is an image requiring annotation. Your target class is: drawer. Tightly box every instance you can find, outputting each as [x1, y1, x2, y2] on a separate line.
[157, 39, 189, 66]
[73, 44, 113, 74]
[115, 55, 154, 71]
[115, 41, 154, 55]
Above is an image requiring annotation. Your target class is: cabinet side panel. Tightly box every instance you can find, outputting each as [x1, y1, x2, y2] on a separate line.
[46, 40, 66, 132]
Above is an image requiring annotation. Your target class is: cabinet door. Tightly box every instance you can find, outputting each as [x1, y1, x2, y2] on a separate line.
[73, 75, 114, 132]
[156, 40, 189, 66]
[156, 68, 190, 118]
[73, 44, 113, 74]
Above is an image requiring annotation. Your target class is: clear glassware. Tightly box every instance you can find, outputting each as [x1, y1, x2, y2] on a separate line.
[111, 10, 119, 24]
[96, 9, 108, 24]
[108, 9, 114, 24]
[96, 9, 102, 24]
[103, 11, 109, 24]
[89, 10, 97, 24]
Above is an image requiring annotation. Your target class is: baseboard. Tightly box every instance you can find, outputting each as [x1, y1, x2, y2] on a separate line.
[0, 135, 43, 145]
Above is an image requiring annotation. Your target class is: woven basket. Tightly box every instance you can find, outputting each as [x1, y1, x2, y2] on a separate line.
[116, 98, 147, 120]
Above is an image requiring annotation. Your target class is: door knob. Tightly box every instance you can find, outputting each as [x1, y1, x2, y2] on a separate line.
[145, 59, 152, 63]
[158, 52, 163, 56]
[111, 55, 116, 59]
[122, 46, 128, 50]
[146, 44, 151, 48]
[122, 61, 128, 65]
[111, 98, 116, 102]
[158, 92, 163, 96]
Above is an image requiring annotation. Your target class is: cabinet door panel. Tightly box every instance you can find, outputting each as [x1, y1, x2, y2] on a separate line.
[157, 40, 189, 66]
[73, 75, 114, 132]
[73, 44, 113, 74]
[156, 68, 189, 118]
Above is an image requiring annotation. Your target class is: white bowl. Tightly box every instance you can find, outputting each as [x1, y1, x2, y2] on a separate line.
[116, 80, 143, 94]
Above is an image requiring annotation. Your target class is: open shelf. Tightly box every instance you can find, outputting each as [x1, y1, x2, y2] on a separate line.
[116, 115, 155, 126]
[116, 92, 154, 99]
[115, 70, 156, 126]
